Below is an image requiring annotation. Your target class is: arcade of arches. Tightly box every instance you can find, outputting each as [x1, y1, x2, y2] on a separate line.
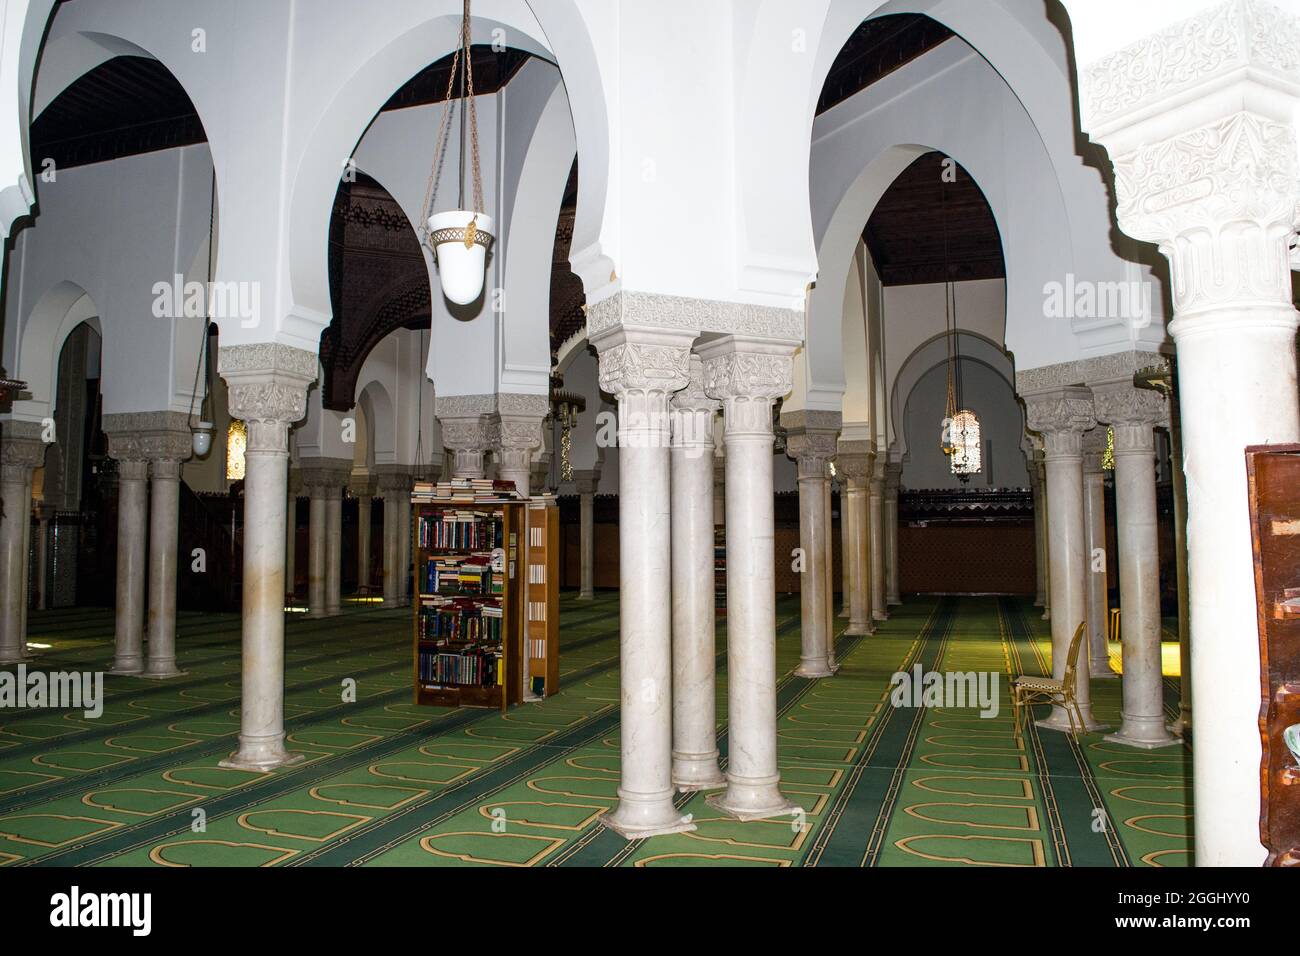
[0, 0, 1297, 870]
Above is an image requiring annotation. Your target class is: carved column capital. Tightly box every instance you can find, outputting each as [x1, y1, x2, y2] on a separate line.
[698, 336, 797, 438]
[1081, 426, 1110, 476]
[572, 469, 600, 496]
[786, 430, 839, 481]
[836, 440, 876, 486]
[1093, 380, 1167, 455]
[374, 465, 414, 498]
[299, 458, 352, 498]
[0, 420, 48, 482]
[594, 327, 694, 400]
[669, 355, 720, 450]
[1024, 386, 1097, 459]
[218, 344, 317, 456]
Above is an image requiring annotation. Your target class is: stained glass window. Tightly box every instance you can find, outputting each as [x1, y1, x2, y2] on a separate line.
[950, 409, 981, 476]
[226, 420, 247, 481]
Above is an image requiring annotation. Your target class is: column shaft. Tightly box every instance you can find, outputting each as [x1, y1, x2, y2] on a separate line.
[142, 460, 184, 679]
[111, 460, 149, 674]
[306, 494, 326, 618]
[356, 493, 372, 591]
[869, 469, 887, 621]
[669, 365, 725, 791]
[325, 491, 342, 615]
[0, 427, 42, 664]
[1081, 433, 1112, 680]
[579, 491, 595, 599]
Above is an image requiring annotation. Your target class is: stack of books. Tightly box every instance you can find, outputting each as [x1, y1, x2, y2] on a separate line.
[412, 479, 526, 504]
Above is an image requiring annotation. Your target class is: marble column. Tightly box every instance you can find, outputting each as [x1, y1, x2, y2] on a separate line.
[493, 395, 547, 498]
[701, 335, 802, 822]
[285, 470, 300, 601]
[34, 506, 50, 612]
[375, 466, 413, 607]
[1028, 454, 1047, 608]
[869, 459, 888, 621]
[1084, 13, 1300, 860]
[1081, 428, 1113, 680]
[591, 324, 696, 839]
[884, 461, 902, 606]
[141, 419, 192, 679]
[573, 470, 599, 600]
[712, 452, 725, 527]
[353, 477, 374, 593]
[838, 445, 875, 637]
[1167, 376, 1192, 738]
[1095, 380, 1178, 749]
[1022, 386, 1102, 731]
[217, 343, 315, 771]
[0, 421, 45, 664]
[822, 467, 838, 671]
[107, 447, 149, 675]
[784, 411, 840, 679]
[1036, 456, 1051, 621]
[303, 476, 328, 619]
[669, 357, 726, 791]
[837, 474, 850, 618]
[324, 488, 342, 616]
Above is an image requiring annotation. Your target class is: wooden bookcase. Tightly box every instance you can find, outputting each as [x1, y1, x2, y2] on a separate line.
[411, 492, 525, 712]
[523, 497, 560, 698]
[1246, 444, 1300, 866]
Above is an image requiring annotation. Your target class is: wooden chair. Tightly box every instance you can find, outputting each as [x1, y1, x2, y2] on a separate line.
[1012, 620, 1088, 737]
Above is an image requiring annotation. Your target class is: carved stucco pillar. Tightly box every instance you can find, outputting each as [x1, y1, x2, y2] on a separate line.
[216, 343, 316, 771]
[1022, 386, 1103, 733]
[438, 395, 493, 480]
[1081, 0, 1300, 863]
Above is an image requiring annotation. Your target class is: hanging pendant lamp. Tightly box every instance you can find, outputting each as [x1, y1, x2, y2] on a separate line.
[423, 0, 494, 306]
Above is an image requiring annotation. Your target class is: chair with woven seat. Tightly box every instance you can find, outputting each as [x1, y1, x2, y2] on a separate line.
[1012, 620, 1087, 737]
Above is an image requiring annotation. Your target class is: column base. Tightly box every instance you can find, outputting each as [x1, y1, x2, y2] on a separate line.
[844, 622, 874, 636]
[838, 606, 850, 618]
[672, 753, 727, 793]
[1036, 705, 1106, 734]
[219, 736, 306, 772]
[108, 660, 144, 676]
[886, 595, 901, 607]
[138, 665, 187, 680]
[795, 658, 835, 679]
[873, 610, 889, 622]
[706, 780, 801, 822]
[576, 591, 595, 602]
[0, 651, 34, 665]
[1041, 609, 1051, 621]
[1105, 718, 1180, 749]
[1089, 663, 1117, 679]
[1168, 714, 1191, 739]
[305, 610, 328, 620]
[600, 792, 696, 840]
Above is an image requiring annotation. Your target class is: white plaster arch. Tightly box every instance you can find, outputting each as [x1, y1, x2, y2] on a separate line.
[888, 329, 1019, 464]
[356, 379, 397, 469]
[0, 0, 58, 237]
[497, 59, 576, 397]
[10, 280, 98, 422]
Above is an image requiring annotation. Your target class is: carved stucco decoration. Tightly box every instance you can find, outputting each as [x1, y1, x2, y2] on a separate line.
[586, 290, 803, 343]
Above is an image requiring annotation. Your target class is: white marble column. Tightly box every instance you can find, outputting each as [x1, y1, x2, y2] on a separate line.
[838, 445, 875, 637]
[494, 395, 546, 498]
[217, 343, 315, 771]
[397, 484, 412, 606]
[376, 471, 405, 607]
[1167, 378, 1192, 738]
[1022, 386, 1102, 731]
[142, 446, 188, 680]
[34, 507, 49, 612]
[353, 478, 373, 593]
[701, 335, 801, 822]
[592, 324, 695, 839]
[1083, 10, 1300, 860]
[1028, 455, 1047, 608]
[869, 459, 888, 621]
[1081, 428, 1113, 680]
[785, 411, 840, 679]
[304, 480, 327, 619]
[669, 357, 726, 792]
[837, 474, 850, 618]
[574, 470, 598, 600]
[324, 487, 342, 615]
[285, 470, 300, 601]
[0, 422, 45, 664]
[884, 461, 902, 606]
[109, 454, 149, 674]
[1095, 380, 1177, 749]
[822, 467, 838, 670]
[1036, 457, 1051, 621]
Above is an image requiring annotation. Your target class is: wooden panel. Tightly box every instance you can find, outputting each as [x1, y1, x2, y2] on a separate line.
[898, 523, 1035, 595]
[1246, 444, 1300, 867]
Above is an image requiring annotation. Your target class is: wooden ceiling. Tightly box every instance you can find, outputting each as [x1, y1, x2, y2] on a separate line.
[31, 46, 532, 171]
[817, 14, 954, 115]
[863, 151, 1005, 286]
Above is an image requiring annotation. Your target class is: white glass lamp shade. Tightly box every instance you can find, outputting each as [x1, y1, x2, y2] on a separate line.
[428, 210, 494, 305]
[192, 421, 214, 458]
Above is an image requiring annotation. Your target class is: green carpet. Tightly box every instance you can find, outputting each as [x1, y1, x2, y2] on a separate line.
[0, 594, 1191, 866]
